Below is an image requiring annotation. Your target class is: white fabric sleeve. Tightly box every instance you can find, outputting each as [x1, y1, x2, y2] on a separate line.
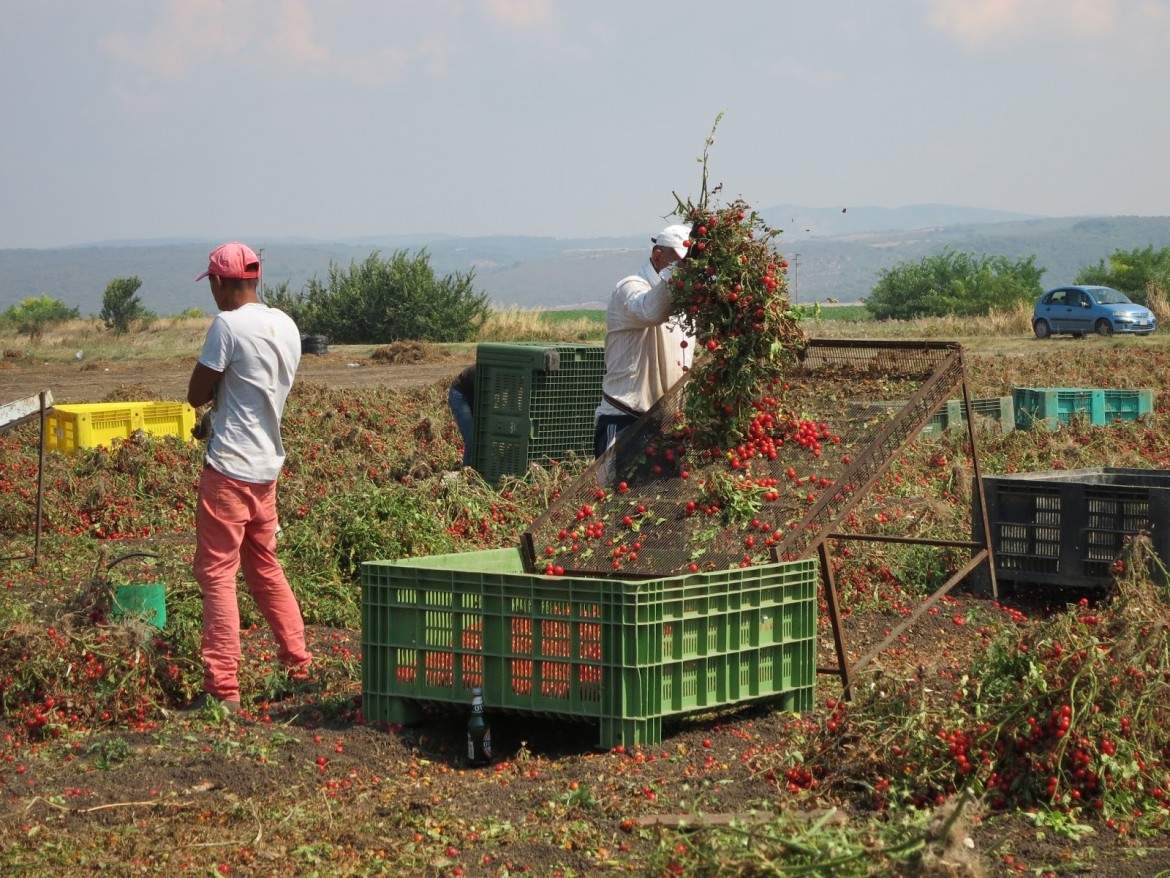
[198, 315, 235, 372]
[612, 276, 673, 327]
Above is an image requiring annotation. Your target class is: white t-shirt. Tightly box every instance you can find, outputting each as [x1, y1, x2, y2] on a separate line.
[595, 259, 694, 419]
[198, 302, 301, 484]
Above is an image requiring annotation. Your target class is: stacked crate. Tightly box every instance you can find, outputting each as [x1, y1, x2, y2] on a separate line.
[471, 343, 605, 484]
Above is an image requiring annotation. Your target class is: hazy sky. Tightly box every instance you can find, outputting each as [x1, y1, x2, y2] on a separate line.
[3, 0, 1168, 249]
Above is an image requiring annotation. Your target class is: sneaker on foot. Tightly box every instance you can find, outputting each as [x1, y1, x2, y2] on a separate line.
[181, 693, 241, 714]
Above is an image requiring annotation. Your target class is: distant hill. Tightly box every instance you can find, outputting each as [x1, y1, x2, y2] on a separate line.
[758, 203, 1044, 240]
[783, 215, 1170, 306]
[2, 206, 1169, 316]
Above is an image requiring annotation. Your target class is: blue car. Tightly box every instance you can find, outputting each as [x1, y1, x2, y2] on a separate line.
[1032, 285, 1157, 338]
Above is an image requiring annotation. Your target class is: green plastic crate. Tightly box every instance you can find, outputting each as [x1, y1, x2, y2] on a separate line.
[1013, 387, 1154, 430]
[920, 396, 1014, 439]
[850, 397, 1013, 439]
[471, 343, 605, 484]
[361, 549, 817, 748]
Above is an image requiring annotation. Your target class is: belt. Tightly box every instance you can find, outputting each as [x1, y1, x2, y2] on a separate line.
[602, 392, 644, 418]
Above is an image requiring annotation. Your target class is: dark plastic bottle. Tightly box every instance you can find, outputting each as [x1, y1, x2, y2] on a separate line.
[466, 687, 491, 767]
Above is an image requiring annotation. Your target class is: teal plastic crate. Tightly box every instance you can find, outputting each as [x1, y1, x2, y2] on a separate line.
[1104, 389, 1155, 422]
[472, 343, 605, 485]
[361, 549, 817, 748]
[1013, 388, 1154, 430]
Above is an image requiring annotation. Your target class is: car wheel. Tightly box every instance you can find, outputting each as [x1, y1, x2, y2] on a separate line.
[1095, 319, 1114, 337]
[1033, 319, 1051, 339]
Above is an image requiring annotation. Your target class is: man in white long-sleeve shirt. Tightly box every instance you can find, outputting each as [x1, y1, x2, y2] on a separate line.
[593, 224, 695, 458]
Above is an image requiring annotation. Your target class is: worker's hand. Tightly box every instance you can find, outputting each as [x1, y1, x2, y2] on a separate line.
[192, 410, 212, 441]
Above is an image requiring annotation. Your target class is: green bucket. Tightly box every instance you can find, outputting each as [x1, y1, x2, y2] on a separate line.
[111, 582, 167, 629]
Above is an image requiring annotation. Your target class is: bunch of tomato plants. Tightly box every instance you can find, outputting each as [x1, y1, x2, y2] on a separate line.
[754, 537, 1170, 836]
[668, 198, 806, 455]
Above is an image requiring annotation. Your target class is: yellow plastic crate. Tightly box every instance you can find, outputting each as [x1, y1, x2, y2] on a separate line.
[45, 402, 196, 454]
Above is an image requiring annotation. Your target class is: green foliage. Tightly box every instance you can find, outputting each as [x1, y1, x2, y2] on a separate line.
[1, 295, 80, 341]
[646, 805, 942, 877]
[668, 196, 806, 449]
[539, 309, 606, 326]
[866, 249, 1045, 320]
[99, 276, 154, 334]
[811, 304, 871, 322]
[281, 483, 460, 585]
[1075, 245, 1170, 305]
[266, 249, 490, 343]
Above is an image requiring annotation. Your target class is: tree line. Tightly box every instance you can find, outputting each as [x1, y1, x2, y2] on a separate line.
[1, 249, 490, 343]
[864, 244, 1170, 320]
[4, 244, 1169, 341]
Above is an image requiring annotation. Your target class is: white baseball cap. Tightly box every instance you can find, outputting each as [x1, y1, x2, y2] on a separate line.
[652, 224, 691, 260]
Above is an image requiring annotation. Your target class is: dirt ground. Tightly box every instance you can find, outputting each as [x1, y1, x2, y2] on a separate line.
[6, 590, 1167, 877]
[0, 349, 464, 405]
[4, 349, 1170, 876]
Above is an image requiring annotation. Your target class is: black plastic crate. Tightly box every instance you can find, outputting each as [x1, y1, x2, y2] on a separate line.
[972, 467, 1170, 590]
[472, 343, 605, 485]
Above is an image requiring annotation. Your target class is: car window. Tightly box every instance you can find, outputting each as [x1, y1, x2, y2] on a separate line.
[1094, 289, 1131, 305]
[1048, 291, 1068, 306]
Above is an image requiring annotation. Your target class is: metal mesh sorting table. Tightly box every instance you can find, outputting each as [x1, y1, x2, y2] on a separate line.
[522, 339, 970, 577]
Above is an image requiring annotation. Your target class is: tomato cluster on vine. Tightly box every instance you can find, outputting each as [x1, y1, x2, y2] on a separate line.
[667, 199, 806, 452]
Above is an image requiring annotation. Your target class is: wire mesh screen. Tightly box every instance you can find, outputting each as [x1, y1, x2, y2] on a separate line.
[521, 339, 967, 578]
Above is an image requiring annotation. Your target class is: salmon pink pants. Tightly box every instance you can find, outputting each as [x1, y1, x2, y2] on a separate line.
[194, 465, 311, 702]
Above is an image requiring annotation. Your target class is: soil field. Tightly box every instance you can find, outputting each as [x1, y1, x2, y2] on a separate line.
[0, 349, 464, 405]
[3, 342, 1170, 876]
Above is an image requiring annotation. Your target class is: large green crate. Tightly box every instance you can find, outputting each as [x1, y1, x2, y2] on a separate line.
[1013, 387, 1154, 430]
[471, 343, 605, 484]
[361, 549, 817, 748]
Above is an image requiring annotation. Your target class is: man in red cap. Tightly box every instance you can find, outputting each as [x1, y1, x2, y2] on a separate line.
[184, 242, 311, 713]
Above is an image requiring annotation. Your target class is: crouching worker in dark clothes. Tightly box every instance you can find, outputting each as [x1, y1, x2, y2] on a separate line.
[448, 363, 475, 468]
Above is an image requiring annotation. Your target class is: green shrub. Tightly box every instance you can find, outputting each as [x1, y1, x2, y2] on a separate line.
[2, 295, 80, 341]
[866, 249, 1045, 320]
[266, 249, 490, 343]
[100, 276, 155, 334]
